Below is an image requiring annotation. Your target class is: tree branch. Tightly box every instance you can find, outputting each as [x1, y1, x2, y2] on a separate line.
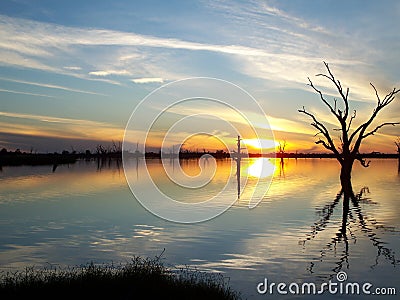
[362, 122, 400, 139]
[299, 107, 342, 160]
[316, 139, 333, 151]
[307, 77, 339, 120]
[349, 85, 400, 154]
[316, 62, 350, 120]
[356, 155, 370, 168]
[347, 110, 356, 133]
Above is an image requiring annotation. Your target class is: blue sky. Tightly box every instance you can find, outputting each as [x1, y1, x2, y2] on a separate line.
[0, 0, 399, 153]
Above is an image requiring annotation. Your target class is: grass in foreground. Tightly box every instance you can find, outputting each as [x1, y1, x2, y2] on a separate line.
[0, 256, 241, 300]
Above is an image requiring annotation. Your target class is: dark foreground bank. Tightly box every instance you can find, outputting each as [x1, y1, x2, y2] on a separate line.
[0, 256, 240, 300]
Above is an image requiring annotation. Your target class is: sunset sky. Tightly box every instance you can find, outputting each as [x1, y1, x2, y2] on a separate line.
[1, 0, 399, 153]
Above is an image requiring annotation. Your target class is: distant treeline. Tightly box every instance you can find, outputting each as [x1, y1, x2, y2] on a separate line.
[273, 152, 400, 159]
[145, 149, 230, 159]
[1, 146, 398, 167]
[0, 145, 121, 167]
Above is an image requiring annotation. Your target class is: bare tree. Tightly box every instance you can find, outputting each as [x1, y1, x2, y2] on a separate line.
[395, 137, 400, 155]
[276, 140, 287, 176]
[277, 140, 287, 156]
[299, 62, 399, 192]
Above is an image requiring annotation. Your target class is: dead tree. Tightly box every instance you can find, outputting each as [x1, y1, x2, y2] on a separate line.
[299, 62, 399, 192]
[277, 140, 287, 156]
[395, 138, 400, 174]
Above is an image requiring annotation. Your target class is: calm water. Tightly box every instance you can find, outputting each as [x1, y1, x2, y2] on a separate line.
[0, 158, 399, 299]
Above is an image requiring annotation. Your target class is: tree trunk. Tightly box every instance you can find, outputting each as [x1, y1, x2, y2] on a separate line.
[340, 191, 350, 237]
[340, 158, 354, 238]
[398, 157, 400, 174]
[340, 159, 354, 197]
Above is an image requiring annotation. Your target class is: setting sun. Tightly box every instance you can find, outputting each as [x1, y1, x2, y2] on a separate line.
[242, 138, 279, 150]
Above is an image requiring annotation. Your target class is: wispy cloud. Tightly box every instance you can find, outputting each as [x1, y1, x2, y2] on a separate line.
[0, 111, 124, 141]
[0, 77, 107, 96]
[0, 111, 111, 127]
[203, 0, 390, 100]
[0, 11, 374, 99]
[131, 77, 164, 84]
[89, 69, 131, 77]
[63, 66, 82, 70]
[0, 14, 283, 59]
[0, 88, 55, 98]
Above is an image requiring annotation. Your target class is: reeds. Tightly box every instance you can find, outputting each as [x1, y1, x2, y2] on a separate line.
[0, 256, 241, 299]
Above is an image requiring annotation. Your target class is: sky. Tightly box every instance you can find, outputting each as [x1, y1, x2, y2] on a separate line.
[0, 0, 399, 153]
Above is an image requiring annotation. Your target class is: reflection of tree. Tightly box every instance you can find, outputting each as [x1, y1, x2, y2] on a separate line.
[96, 157, 122, 173]
[395, 137, 400, 174]
[302, 184, 399, 277]
[235, 157, 241, 199]
[398, 160, 400, 175]
[278, 158, 285, 178]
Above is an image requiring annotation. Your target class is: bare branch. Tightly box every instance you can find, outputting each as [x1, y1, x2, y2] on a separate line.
[299, 107, 341, 159]
[370, 83, 381, 106]
[347, 110, 356, 133]
[395, 138, 400, 148]
[356, 156, 370, 168]
[307, 77, 339, 120]
[349, 85, 400, 154]
[362, 122, 400, 139]
[316, 139, 334, 151]
[317, 62, 350, 120]
[395, 138, 400, 153]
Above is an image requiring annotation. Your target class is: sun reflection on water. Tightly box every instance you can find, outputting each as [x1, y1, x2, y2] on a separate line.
[246, 158, 276, 178]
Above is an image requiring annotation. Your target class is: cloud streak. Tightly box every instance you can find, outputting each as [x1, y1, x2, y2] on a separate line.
[0, 88, 54, 98]
[0, 10, 384, 104]
[0, 77, 107, 96]
[0, 111, 124, 143]
[89, 70, 131, 77]
[131, 77, 164, 84]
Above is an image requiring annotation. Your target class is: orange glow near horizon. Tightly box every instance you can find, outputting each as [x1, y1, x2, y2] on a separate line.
[242, 138, 279, 151]
[1, 110, 399, 154]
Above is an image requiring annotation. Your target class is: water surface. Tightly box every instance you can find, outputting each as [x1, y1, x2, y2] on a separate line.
[0, 158, 399, 298]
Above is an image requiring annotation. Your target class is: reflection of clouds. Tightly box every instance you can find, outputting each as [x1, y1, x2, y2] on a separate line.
[189, 253, 267, 272]
[133, 224, 164, 241]
[0, 162, 126, 204]
[352, 160, 400, 221]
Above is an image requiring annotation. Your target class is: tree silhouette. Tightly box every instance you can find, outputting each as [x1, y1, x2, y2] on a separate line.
[395, 137, 400, 174]
[277, 140, 287, 157]
[276, 140, 287, 176]
[299, 62, 399, 192]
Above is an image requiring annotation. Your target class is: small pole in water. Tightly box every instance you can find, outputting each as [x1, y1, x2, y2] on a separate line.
[236, 135, 242, 159]
[236, 135, 242, 199]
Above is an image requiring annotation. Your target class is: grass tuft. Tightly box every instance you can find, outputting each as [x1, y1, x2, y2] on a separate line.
[0, 256, 241, 299]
